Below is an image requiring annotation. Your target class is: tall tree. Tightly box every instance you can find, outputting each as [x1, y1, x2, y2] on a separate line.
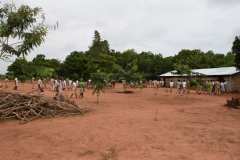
[59, 51, 88, 80]
[0, 2, 48, 60]
[88, 30, 110, 55]
[232, 36, 240, 70]
[7, 58, 34, 80]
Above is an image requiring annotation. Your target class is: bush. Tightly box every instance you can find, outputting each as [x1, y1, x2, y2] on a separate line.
[189, 79, 199, 88]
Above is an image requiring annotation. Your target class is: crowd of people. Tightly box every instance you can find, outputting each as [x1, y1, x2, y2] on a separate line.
[146, 79, 230, 96]
[0, 77, 87, 100]
[0, 77, 232, 99]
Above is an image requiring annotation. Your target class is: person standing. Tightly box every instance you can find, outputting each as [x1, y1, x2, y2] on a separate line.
[14, 77, 19, 90]
[79, 80, 85, 98]
[206, 81, 212, 95]
[220, 81, 225, 95]
[31, 77, 35, 89]
[211, 80, 215, 95]
[37, 78, 44, 93]
[169, 80, 174, 93]
[70, 82, 78, 99]
[176, 80, 181, 94]
[224, 81, 229, 93]
[54, 80, 65, 101]
[50, 78, 55, 91]
[182, 80, 187, 94]
[215, 81, 221, 96]
[62, 79, 67, 91]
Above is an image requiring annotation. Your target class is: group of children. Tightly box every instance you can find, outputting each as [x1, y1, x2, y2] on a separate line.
[204, 80, 228, 95]
[167, 79, 229, 96]
[31, 78, 87, 99]
[1, 77, 19, 90]
[0, 77, 231, 99]
[168, 80, 188, 95]
[146, 79, 229, 96]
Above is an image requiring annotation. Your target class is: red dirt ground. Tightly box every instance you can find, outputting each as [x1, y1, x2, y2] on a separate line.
[0, 83, 240, 160]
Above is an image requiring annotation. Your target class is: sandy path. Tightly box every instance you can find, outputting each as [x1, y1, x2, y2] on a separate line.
[0, 83, 240, 160]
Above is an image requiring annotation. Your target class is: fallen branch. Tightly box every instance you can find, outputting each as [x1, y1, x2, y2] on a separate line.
[0, 91, 89, 123]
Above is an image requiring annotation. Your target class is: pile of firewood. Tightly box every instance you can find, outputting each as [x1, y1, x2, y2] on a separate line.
[0, 92, 88, 123]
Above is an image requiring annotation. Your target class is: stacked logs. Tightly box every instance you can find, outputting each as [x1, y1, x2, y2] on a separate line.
[0, 92, 88, 123]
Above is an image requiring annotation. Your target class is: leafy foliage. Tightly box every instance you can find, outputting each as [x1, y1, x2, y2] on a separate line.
[174, 63, 191, 75]
[0, 2, 48, 60]
[232, 36, 240, 70]
[7, 54, 60, 80]
[91, 71, 108, 104]
[6, 30, 237, 81]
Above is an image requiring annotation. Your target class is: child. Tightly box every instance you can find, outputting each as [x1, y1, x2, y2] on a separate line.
[169, 80, 174, 93]
[220, 81, 225, 95]
[182, 80, 187, 94]
[79, 81, 85, 98]
[14, 77, 19, 90]
[70, 82, 78, 99]
[176, 80, 181, 94]
[37, 79, 44, 93]
[32, 77, 35, 89]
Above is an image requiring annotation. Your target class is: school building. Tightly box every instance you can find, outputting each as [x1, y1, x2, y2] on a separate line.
[159, 67, 240, 92]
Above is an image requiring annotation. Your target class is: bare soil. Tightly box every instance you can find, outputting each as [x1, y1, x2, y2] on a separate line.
[0, 83, 240, 160]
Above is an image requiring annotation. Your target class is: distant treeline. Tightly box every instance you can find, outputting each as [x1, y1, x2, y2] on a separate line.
[6, 31, 235, 81]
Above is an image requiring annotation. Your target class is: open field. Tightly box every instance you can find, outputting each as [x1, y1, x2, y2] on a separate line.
[0, 83, 240, 160]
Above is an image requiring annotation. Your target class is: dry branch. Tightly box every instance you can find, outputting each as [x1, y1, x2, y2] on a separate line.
[0, 91, 89, 123]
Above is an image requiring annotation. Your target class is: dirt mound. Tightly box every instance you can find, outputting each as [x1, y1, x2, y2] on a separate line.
[0, 91, 88, 123]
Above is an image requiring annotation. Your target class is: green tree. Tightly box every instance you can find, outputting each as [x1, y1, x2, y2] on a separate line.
[88, 30, 110, 55]
[0, 2, 48, 60]
[59, 51, 88, 80]
[32, 54, 46, 66]
[174, 63, 191, 75]
[7, 58, 34, 80]
[91, 71, 107, 104]
[232, 36, 240, 70]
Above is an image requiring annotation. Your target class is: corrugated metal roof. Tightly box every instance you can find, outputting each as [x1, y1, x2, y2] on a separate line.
[160, 67, 239, 77]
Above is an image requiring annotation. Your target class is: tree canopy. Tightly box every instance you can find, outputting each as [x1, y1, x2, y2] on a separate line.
[6, 30, 236, 81]
[232, 36, 240, 70]
[0, 2, 48, 60]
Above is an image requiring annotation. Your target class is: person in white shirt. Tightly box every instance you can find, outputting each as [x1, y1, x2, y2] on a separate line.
[176, 80, 181, 94]
[54, 79, 58, 91]
[70, 82, 78, 99]
[50, 78, 55, 91]
[220, 81, 225, 94]
[161, 80, 165, 88]
[14, 77, 18, 90]
[62, 80, 67, 91]
[37, 79, 44, 93]
[182, 80, 187, 94]
[169, 80, 174, 93]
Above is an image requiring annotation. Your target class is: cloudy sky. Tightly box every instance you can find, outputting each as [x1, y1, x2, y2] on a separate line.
[1, 0, 240, 73]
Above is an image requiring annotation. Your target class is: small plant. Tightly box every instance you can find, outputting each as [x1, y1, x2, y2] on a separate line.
[91, 71, 107, 104]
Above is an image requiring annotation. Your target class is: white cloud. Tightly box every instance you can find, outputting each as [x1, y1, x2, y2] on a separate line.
[0, 0, 240, 73]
